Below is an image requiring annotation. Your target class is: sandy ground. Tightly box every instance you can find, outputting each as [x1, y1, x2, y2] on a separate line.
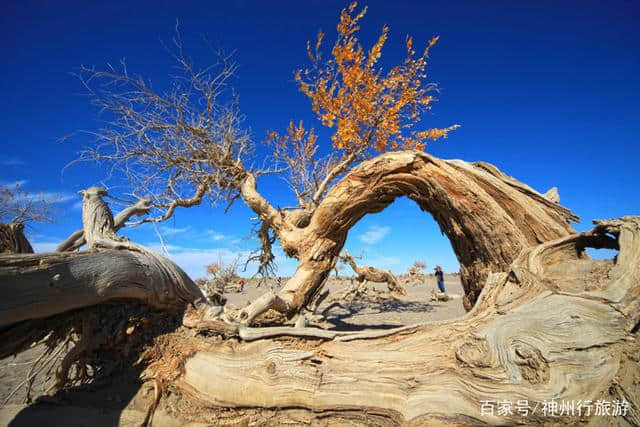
[0, 274, 464, 425]
[226, 274, 465, 329]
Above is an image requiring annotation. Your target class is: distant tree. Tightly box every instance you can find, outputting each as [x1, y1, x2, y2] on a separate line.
[0, 182, 59, 254]
[0, 182, 57, 225]
[339, 249, 406, 295]
[200, 255, 242, 296]
[408, 260, 427, 275]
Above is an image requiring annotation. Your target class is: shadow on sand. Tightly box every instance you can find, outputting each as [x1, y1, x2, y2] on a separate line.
[7, 304, 184, 427]
[321, 300, 435, 331]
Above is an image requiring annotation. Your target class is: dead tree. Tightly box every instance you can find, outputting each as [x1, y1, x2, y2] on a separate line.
[0, 182, 58, 226]
[339, 249, 406, 295]
[56, 197, 152, 252]
[407, 260, 427, 277]
[1, 6, 637, 425]
[0, 182, 56, 254]
[174, 216, 639, 425]
[0, 187, 208, 331]
[0, 222, 34, 254]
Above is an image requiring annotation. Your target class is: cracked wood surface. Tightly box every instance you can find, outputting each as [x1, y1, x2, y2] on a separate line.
[181, 217, 639, 425]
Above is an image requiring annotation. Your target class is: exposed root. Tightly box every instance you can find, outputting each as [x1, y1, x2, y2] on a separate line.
[2, 336, 70, 405]
[140, 378, 161, 427]
[1, 302, 187, 405]
[53, 315, 109, 391]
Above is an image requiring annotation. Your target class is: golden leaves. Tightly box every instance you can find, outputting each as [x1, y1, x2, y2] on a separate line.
[292, 2, 458, 158]
[406, 35, 414, 55]
[425, 35, 439, 57]
[268, 121, 318, 164]
[274, 2, 459, 190]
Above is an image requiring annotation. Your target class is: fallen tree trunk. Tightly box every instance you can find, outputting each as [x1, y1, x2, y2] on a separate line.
[0, 249, 205, 329]
[179, 217, 640, 425]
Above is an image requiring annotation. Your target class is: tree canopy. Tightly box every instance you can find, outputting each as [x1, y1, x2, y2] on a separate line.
[75, 2, 457, 224]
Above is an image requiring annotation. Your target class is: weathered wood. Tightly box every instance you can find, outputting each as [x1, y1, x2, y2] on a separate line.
[56, 198, 152, 252]
[0, 249, 205, 329]
[238, 151, 578, 323]
[0, 187, 208, 330]
[180, 217, 639, 425]
[340, 250, 406, 295]
[0, 223, 33, 254]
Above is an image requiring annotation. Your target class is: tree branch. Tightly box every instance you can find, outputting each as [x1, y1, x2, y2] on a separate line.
[56, 198, 153, 252]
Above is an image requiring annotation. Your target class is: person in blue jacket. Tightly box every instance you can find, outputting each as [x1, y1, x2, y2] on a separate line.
[434, 265, 445, 293]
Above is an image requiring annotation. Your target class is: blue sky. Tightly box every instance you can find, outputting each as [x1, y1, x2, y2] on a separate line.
[1, 1, 638, 278]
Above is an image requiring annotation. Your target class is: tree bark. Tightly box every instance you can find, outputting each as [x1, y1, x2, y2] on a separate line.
[179, 217, 640, 425]
[0, 223, 34, 254]
[239, 151, 578, 323]
[56, 199, 152, 252]
[0, 249, 205, 329]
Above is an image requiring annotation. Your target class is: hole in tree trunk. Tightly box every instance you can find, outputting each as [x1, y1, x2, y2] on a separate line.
[321, 196, 464, 331]
[584, 247, 618, 262]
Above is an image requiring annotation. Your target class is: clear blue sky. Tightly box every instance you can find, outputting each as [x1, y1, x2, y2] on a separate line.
[1, 1, 638, 278]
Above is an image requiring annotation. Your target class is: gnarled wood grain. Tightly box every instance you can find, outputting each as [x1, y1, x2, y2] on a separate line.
[0, 249, 204, 329]
[180, 217, 639, 425]
[239, 151, 578, 323]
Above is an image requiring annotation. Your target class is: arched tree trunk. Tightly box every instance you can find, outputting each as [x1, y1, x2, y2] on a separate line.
[180, 217, 640, 425]
[1, 157, 637, 425]
[239, 151, 578, 323]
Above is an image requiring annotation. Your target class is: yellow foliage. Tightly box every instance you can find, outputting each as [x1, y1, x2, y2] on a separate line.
[269, 2, 459, 202]
[293, 2, 458, 157]
[268, 120, 318, 168]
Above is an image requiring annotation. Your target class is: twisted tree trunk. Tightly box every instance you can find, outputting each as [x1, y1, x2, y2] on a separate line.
[340, 250, 406, 295]
[238, 151, 578, 323]
[180, 217, 640, 425]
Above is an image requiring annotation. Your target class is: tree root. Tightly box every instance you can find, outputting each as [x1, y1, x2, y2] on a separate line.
[140, 378, 161, 427]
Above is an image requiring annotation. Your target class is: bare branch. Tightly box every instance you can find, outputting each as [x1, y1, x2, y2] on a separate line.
[244, 221, 277, 278]
[68, 35, 254, 223]
[0, 183, 58, 225]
